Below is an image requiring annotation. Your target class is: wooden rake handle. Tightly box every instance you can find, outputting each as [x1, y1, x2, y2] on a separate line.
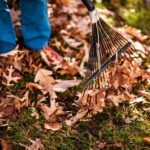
[82, 0, 95, 11]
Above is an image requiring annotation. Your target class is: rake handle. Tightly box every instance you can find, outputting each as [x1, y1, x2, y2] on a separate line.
[82, 0, 95, 11]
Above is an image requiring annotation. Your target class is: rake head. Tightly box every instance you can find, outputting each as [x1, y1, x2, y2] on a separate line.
[81, 0, 146, 90]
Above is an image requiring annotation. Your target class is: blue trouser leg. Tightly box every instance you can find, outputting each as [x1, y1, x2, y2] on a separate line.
[20, 0, 51, 50]
[0, 0, 16, 54]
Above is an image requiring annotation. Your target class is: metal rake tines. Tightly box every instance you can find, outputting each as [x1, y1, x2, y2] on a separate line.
[82, 14, 147, 89]
[81, 0, 147, 90]
[97, 18, 146, 62]
[83, 42, 131, 89]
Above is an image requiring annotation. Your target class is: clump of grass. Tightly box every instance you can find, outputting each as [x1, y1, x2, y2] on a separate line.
[1, 103, 150, 150]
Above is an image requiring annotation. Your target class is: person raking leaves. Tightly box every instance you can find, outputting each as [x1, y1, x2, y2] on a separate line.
[0, 0, 62, 62]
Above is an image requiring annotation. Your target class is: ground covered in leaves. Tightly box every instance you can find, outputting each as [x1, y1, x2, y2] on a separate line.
[0, 0, 150, 149]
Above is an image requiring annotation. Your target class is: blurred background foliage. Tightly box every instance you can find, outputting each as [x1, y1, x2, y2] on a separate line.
[95, 0, 150, 35]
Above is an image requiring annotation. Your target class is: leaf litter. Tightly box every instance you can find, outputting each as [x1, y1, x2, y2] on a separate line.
[0, 0, 150, 148]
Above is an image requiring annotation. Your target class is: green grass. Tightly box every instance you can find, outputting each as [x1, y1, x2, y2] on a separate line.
[99, 0, 150, 35]
[1, 103, 150, 150]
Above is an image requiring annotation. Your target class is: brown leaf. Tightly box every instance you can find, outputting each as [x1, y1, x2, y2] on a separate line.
[2, 66, 21, 86]
[35, 69, 57, 100]
[8, 91, 30, 112]
[54, 79, 81, 92]
[2, 105, 15, 118]
[108, 94, 130, 106]
[34, 69, 54, 86]
[97, 142, 106, 149]
[44, 122, 62, 131]
[1, 139, 13, 150]
[65, 109, 88, 126]
[137, 90, 150, 100]
[143, 137, 150, 144]
[40, 99, 64, 122]
[125, 27, 148, 43]
[31, 107, 40, 120]
[61, 33, 83, 49]
[55, 0, 69, 4]
[20, 139, 45, 150]
[26, 83, 46, 94]
[41, 102, 57, 121]
[57, 58, 79, 76]
[106, 142, 124, 149]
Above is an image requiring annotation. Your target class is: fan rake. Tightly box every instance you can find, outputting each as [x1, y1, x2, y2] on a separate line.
[81, 0, 146, 91]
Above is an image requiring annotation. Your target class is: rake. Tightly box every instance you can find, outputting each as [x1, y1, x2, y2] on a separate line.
[81, 0, 145, 90]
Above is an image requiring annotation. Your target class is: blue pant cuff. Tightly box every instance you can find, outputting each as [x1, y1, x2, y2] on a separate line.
[0, 42, 16, 54]
[23, 37, 50, 51]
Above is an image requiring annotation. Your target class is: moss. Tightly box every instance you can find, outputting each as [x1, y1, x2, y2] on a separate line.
[1, 104, 150, 149]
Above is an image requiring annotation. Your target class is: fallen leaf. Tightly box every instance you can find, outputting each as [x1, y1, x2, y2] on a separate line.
[65, 109, 88, 126]
[106, 142, 124, 149]
[31, 107, 40, 120]
[54, 79, 81, 92]
[2, 66, 21, 86]
[44, 122, 62, 131]
[129, 97, 146, 105]
[125, 26, 148, 42]
[97, 142, 106, 149]
[35, 69, 57, 100]
[41, 101, 57, 121]
[137, 90, 150, 100]
[1, 139, 13, 150]
[34, 69, 54, 85]
[2, 105, 15, 118]
[20, 139, 45, 150]
[143, 137, 150, 144]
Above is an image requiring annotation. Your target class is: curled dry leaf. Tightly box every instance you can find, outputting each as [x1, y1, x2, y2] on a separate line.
[54, 79, 81, 92]
[137, 90, 150, 100]
[26, 83, 47, 94]
[78, 89, 106, 114]
[125, 26, 148, 42]
[1, 139, 13, 150]
[40, 51, 51, 66]
[90, 89, 106, 114]
[61, 33, 83, 49]
[40, 99, 64, 131]
[20, 139, 45, 150]
[97, 142, 106, 149]
[107, 93, 134, 106]
[44, 122, 62, 131]
[31, 107, 40, 120]
[0, 68, 3, 77]
[56, 57, 79, 76]
[40, 100, 58, 121]
[129, 97, 146, 105]
[143, 137, 150, 144]
[65, 109, 88, 126]
[2, 105, 15, 118]
[40, 99, 64, 120]
[106, 142, 124, 149]
[8, 91, 30, 112]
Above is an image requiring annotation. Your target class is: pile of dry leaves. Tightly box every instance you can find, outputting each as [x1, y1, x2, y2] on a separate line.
[0, 0, 150, 136]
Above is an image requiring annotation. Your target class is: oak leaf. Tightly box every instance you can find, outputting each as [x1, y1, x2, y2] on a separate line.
[2, 66, 21, 86]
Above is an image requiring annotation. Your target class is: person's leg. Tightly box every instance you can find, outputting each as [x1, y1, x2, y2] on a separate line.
[0, 0, 16, 54]
[20, 0, 51, 50]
